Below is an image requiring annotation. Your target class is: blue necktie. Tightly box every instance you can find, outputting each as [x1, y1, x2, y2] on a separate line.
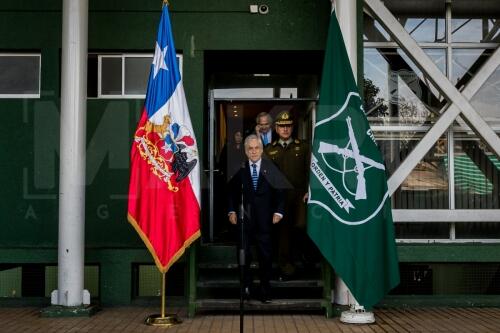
[262, 134, 268, 145]
[251, 163, 258, 190]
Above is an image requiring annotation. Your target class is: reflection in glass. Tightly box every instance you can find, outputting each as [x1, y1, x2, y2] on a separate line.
[399, 17, 446, 43]
[395, 223, 449, 239]
[470, 64, 500, 129]
[125, 57, 152, 95]
[364, 13, 390, 42]
[375, 131, 449, 209]
[101, 57, 122, 95]
[364, 48, 445, 126]
[0, 55, 40, 95]
[456, 222, 500, 239]
[451, 0, 500, 43]
[452, 49, 493, 88]
[451, 18, 500, 43]
[398, 48, 446, 99]
[364, 0, 446, 43]
[454, 133, 500, 209]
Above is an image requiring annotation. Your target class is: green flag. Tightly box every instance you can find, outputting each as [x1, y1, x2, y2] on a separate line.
[307, 11, 400, 310]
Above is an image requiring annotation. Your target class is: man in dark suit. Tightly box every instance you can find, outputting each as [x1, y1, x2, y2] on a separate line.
[228, 134, 287, 303]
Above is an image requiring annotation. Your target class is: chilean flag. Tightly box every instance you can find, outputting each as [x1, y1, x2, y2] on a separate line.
[127, 5, 200, 273]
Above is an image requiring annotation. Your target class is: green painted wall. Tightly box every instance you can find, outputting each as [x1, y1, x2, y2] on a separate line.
[3, 0, 497, 307]
[0, 0, 331, 250]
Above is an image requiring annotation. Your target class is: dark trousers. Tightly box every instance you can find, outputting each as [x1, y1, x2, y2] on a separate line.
[277, 192, 306, 275]
[238, 221, 272, 297]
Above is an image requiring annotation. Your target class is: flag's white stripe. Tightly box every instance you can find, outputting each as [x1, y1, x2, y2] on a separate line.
[149, 81, 201, 207]
[315, 92, 360, 127]
[308, 190, 389, 226]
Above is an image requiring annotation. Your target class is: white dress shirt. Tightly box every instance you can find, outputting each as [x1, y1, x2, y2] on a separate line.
[228, 158, 283, 218]
[248, 158, 262, 175]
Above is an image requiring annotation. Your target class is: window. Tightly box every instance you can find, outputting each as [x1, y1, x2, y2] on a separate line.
[88, 53, 183, 98]
[365, 1, 500, 241]
[0, 54, 40, 98]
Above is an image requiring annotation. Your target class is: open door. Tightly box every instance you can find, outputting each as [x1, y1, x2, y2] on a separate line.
[204, 90, 317, 244]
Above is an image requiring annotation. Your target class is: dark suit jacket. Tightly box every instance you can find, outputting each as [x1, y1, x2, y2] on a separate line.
[227, 158, 288, 234]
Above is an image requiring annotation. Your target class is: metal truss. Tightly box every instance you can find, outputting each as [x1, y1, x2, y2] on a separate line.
[364, 0, 500, 195]
[364, 0, 500, 225]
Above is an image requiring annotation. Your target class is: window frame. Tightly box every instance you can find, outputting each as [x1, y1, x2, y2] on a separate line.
[364, 2, 500, 242]
[96, 53, 183, 99]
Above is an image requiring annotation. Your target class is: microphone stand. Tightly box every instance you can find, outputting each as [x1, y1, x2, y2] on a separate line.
[239, 183, 245, 333]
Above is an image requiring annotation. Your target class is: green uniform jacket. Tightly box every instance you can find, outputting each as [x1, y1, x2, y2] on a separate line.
[265, 138, 310, 227]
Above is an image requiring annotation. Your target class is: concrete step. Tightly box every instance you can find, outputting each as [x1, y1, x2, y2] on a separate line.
[197, 278, 323, 288]
[196, 298, 325, 312]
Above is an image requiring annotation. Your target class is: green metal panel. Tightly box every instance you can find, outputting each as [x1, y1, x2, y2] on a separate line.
[380, 295, 500, 308]
[0, 267, 21, 298]
[397, 244, 500, 262]
[1, 244, 500, 306]
[44, 266, 100, 297]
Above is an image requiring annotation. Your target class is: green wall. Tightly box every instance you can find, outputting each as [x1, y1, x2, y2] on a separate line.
[0, 0, 330, 250]
[1, 1, 499, 307]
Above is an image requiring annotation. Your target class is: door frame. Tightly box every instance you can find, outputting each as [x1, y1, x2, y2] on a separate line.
[206, 89, 318, 243]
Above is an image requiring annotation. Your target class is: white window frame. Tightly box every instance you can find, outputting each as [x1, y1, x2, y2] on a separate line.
[364, 0, 500, 242]
[0, 53, 41, 99]
[97, 53, 183, 99]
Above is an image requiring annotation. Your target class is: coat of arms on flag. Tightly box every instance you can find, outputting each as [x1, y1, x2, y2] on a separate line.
[128, 4, 201, 274]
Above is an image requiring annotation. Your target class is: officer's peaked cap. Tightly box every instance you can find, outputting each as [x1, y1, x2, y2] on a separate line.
[275, 111, 293, 125]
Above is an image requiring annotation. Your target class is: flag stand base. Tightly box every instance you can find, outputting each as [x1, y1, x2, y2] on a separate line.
[340, 305, 375, 324]
[145, 314, 182, 327]
[144, 272, 182, 327]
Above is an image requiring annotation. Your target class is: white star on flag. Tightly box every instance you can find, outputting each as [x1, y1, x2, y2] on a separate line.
[152, 42, 168, 78]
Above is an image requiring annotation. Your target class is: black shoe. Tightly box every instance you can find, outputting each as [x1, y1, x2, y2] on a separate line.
[260, 295, 272, 304]
[278, 273, 293, 282]
[244, 287, 251, 301]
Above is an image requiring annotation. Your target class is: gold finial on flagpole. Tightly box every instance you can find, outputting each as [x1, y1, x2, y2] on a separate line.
[144, 271, 182, 327]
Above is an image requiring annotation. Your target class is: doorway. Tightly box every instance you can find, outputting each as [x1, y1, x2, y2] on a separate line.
[204, 91, 317, 243]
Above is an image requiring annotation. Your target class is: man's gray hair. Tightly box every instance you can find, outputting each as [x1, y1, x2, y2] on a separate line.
[256, 112, 272, 124]
[244, 134, 263, 149]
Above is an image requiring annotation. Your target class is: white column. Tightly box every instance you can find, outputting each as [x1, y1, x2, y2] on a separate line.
[53, 0, 89, 306]
[334, 0, 358, 80]
[333, 0, 358, 307]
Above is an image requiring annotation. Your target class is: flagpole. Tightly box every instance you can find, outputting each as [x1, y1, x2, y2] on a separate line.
[129, 0, 200, 326]
[332, 0, 376, 324]
[161, 272, 166, 318]
[145, 271, 182, 327]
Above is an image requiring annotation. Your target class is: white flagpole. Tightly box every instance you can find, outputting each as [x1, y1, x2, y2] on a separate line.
[332, 0, 375, 324]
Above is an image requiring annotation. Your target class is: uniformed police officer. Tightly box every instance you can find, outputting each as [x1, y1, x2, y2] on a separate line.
[265, 110, 310, 280]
